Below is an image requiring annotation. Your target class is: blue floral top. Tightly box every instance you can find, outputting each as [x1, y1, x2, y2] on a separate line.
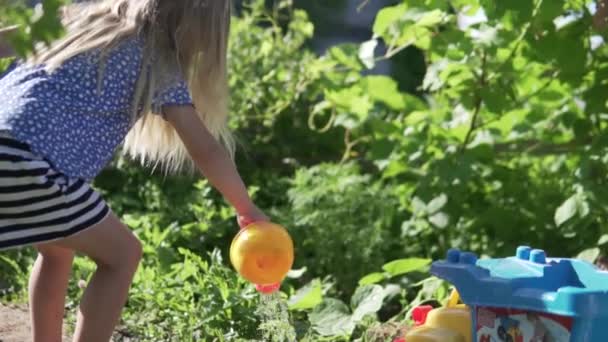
[0, 36, 193, 181]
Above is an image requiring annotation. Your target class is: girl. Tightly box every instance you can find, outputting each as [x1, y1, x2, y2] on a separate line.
[0, 0, 268, 341]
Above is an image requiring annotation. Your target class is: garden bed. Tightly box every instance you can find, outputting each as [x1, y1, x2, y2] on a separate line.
[0, 303, 70, 342]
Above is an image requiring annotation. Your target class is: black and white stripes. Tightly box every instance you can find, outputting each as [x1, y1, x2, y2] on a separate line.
[0, 134, 109, 250]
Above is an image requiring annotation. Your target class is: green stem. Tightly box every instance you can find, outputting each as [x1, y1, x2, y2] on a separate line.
[460, 51, 487, 152]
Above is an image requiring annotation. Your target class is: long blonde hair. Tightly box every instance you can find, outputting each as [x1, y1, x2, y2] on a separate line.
[30, 0, 234, 172]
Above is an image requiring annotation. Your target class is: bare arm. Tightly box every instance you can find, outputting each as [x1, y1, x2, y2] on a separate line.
[164, 105, 268, 226]
[0, 26, 17, 59]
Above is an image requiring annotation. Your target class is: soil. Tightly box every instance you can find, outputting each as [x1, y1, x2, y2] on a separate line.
[0, 303, 71, 342]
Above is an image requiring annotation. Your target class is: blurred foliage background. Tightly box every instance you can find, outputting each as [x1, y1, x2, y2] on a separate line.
[1, 0, 608, 340]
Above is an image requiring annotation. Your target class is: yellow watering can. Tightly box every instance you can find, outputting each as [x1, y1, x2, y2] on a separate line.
[229, 221, 294, 294]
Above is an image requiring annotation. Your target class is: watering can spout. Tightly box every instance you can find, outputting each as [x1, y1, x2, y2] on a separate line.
[255, 283, 281, 294]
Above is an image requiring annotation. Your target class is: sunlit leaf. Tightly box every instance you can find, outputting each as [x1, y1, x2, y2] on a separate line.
[382, 258, 432, 276]
[364, 75, 406, 110]
[358, 272, 386, 285]
[555, 195, 578, 227]
[288, 279, 323, 310]
[373, 4, 408, 36]
[309, 299, 355, 336]
[577, 248, 600, 263]
[427, 194, 448, 214]
[351, 285, 385, 321]
[359, 39, 378, 69]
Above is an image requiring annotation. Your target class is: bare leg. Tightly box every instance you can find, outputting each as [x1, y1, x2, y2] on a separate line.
[29, 245, 74, 342]
[50, 212, 142, 342]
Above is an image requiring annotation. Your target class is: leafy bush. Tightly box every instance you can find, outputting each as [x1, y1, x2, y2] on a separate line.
[286, 257, 449, 341]
[306, 0, 608, 259]
[282, 163, 404, 296]
[2, 0, 608, 340]
[65, 242, 262, 341]
[0, 0, 65, 56]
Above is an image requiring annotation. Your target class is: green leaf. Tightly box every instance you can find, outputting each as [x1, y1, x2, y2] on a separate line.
[288, 279, 323, 310]
[325, 86, 373, 120]
[351, 285, 386, 321]
[429, 212, 449, 228]
[0, 58, 14, 74]
[328, 44, 363, 71]
[382, 160, 409, 178]
[554, 191, 589, 227]
[413, 28, 433, 50]
[364, 75, 406, 110]
[309, 298, 355, 336]
[370, 138, 394, 160]
[393, 22, 433, 50]
[373, 4, 408, 36]
[577, 248, 600, 263]
[334, 113, 359, 130]
[488, 109, 529, 136]
[416, 9, 446, 27]
[470, 24, 500, 46]
[452, 0, 481, 13]
[289, 9, 314, 37]
[358, 272, 386, 286]
[0, 255, 24, 277]
[405, 110, 430, 125]
[481, 87, 509, 114]
[555, 195, 578, 227]
[537, 0, 566, 23]
[423, 59, 449, 91]
[598, 235, 608, 246]
[412, 197, 427, 215]
[287, 267, 307, 279]
[382, 258, 431, 277]
[427, 193, 448, 214]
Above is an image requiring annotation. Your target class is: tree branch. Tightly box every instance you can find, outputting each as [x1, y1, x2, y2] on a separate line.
[461, 51, 487, 152]
[357, 0, 371, 12]
[493, 138, 593, 156]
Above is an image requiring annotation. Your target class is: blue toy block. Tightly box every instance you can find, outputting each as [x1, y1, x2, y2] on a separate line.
[431, 246, 608, 342]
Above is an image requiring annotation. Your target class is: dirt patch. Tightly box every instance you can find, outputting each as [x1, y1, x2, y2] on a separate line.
[0, 303, 71, 342]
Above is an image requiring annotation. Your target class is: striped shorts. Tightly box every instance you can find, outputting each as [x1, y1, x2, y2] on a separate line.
[0, 133, 110, 250]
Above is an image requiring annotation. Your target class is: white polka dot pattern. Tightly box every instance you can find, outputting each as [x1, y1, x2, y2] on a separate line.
[0, 36, 193, 181]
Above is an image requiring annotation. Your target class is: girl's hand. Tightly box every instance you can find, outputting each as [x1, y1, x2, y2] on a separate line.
[237, 205, 269, 229]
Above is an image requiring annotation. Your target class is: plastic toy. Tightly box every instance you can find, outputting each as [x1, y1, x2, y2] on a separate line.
[229, 221, 294, 294]
[405, 246, 608, 342]
[405, 290, 471, 342]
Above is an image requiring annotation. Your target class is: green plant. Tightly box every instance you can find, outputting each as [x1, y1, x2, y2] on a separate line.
[2, 0, 608, 339]
[0, 250, 33, 300]
[283, 163, 404, 296]
[66, 244, 262, 341]
[307, 0, 608, 259]
[0, 0, 65, 56]
[286, 256, 444, 341]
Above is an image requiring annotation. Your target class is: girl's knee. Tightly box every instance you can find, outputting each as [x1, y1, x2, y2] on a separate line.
[101, 232, 142, 272]
[36, 244, 74, 263]
[124, 234, 143, 268]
